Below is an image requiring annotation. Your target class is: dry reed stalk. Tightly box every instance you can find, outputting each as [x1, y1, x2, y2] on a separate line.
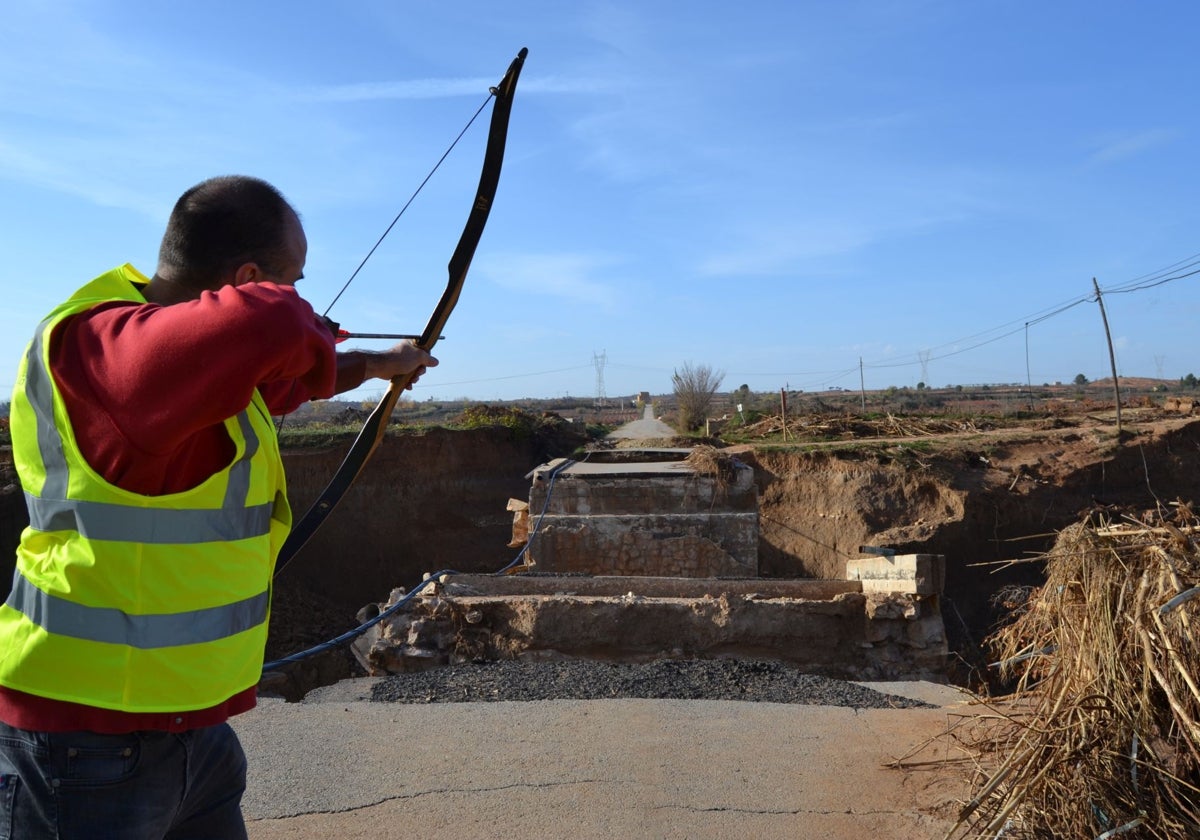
[946, 509, 1200, 839]
[681, 445, 741, 490]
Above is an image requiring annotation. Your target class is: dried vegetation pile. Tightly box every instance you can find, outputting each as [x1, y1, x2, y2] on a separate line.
[682, 444, 743, 488]
[950, 507, 1200, 839]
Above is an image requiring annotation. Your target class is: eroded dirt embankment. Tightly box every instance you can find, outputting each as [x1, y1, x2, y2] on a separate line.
[278, 426, 544, 606]
[265, 414, 1200, 675]
[745, 415, 1200, 658]
[3, 415, 1200, 678]
[263, 424, 572, 674]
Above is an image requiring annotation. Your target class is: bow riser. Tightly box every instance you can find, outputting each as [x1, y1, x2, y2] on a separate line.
[275, 47, 528, 572]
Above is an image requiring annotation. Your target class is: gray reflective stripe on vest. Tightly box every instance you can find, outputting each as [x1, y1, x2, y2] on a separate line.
[21, 319, 267, 543]
[24, 492, 274, 543]
[224, 410, 258, 509]
[7, 569, 268, 649]
[23, 323, 67, 499]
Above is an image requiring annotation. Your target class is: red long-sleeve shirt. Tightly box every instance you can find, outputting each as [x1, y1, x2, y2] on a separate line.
[1, 276, 347, 733]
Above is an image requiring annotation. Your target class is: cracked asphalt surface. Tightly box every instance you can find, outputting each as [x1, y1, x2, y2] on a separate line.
[234, 678, 970, 839]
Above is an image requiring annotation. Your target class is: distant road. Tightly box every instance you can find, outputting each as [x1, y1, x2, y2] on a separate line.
[607, 405, 677, 440]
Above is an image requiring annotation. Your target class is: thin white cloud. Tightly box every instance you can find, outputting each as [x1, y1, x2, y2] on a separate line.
[298, 77, 498, 103]
[0, 138, 167, 219]
[298, 74, 609, 103]
[1087, 129, 1179, 165]
[482, 253, 618, 306]
[697, 220, 876, 277]
[568, 109, 652, 182]
[524, 75, 619, 95]
[693, 162, 999, 279]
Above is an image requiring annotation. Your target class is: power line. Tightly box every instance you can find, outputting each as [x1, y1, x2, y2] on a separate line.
[1103, 264, 1200, 295]
[857, 249, 1200, 377]
[1101, 251, 1200, 294]
[409, 363, 594, 389]
[366, 250, 1200, 398]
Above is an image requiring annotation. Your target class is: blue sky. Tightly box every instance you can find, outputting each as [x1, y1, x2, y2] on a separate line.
[3, 1, 1199, 404]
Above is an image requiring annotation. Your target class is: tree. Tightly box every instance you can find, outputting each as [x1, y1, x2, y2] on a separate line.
[1073, 373, 1089, 387]
[672, 362, 725, 431]
[1182, 373, 1198, 389]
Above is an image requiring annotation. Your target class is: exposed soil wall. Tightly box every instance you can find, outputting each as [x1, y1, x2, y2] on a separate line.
[746, 416, 1200, 661]
[277, 426, 545, 609]
[3, 414, 1199, 682]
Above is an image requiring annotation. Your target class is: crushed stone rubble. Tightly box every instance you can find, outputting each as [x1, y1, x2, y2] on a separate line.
[370, 658, 933, 708]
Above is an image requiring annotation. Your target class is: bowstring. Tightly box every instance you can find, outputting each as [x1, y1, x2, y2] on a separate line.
[274, 88, 496, 435]
[321, 91, 494, 317]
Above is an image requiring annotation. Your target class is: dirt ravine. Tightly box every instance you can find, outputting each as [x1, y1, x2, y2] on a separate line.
[3, 412, 1199, 685]
[266, 411, 1200, 686]
[750, 414, 1200, 662]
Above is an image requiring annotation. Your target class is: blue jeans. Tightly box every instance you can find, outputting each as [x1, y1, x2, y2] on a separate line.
[0, 721, 248, 839]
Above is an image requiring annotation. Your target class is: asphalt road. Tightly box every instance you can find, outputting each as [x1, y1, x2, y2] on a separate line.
[235, 679, 972, 840]
[605, 405, 677, 439]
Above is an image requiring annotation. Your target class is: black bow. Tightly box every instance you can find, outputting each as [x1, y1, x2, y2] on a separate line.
[275, 47, 528, 573]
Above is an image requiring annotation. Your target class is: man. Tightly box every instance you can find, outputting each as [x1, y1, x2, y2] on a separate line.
[0, 175, 435, 838]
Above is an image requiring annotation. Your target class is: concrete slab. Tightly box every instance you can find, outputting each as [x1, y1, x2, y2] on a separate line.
[235, 684, 971, 840]
[438, 573, 862, 599]
[847, 553, 947, 596]
[556, 460, 695, 475]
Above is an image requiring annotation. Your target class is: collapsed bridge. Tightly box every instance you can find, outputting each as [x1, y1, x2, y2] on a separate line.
[352, 447, 949, 682]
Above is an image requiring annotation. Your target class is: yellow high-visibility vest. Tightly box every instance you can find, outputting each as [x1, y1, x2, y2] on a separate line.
[0, 264, 292, 712]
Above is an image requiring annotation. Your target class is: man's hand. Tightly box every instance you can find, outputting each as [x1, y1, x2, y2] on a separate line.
[362, 340, 438, 388]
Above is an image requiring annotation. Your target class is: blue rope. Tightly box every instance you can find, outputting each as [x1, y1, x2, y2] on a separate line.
[262, 456, 577, 673]
[494, 457, 573, 574]
[261, 568, 456, 671]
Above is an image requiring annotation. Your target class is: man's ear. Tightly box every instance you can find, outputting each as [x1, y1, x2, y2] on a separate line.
[230, 262, 262, 287]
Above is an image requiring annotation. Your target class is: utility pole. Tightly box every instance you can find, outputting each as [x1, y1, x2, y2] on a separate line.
[592, 350, 607, 408]
[1024, 322, 1034, 412]
[780, 386, 789, 441]
[1092, 278, 1122, 435]
[859, 357, 866, 412]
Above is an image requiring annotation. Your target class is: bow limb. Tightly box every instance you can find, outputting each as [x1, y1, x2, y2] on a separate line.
[275, 47, 528, 573]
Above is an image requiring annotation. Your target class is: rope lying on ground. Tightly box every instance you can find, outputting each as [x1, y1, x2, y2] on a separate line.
[262, 457, 577, 672]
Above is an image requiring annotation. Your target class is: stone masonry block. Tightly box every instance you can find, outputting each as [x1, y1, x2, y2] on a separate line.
[846, 553, 945, 596]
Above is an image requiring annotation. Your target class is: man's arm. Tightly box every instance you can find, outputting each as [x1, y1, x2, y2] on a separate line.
[53, 282, 337, 451]
[260, 341, 437, 413]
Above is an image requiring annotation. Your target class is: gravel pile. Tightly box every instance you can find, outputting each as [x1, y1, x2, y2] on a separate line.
[371, 659, 933, 708]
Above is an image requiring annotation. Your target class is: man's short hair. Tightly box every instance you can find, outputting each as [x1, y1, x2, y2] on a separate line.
[157, 176, 297, 288]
